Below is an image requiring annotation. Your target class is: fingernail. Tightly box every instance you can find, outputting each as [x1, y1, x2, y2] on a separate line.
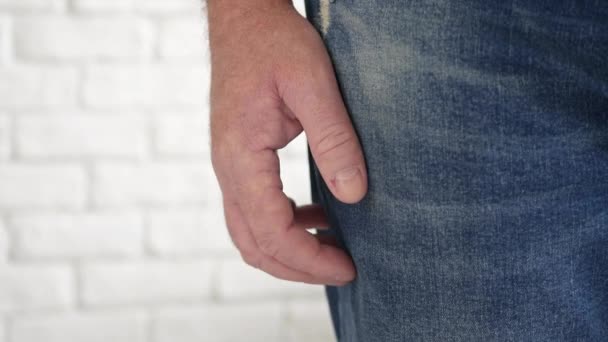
[334, 272, 354, 285]
[334, 167, 364, 202]
[336, 167, 359, 182]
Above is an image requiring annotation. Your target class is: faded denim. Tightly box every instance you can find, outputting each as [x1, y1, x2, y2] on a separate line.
[303, 0, 608, 341]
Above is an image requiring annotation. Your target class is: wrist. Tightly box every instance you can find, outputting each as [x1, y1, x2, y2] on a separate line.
[207, 0, 294, 47]
[207, 0, 293, 20]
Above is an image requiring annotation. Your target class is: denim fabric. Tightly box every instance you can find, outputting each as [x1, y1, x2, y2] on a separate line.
[303, 1, 608, 341]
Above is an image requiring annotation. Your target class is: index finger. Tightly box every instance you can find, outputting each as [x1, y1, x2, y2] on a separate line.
[233, 148, 356, 284]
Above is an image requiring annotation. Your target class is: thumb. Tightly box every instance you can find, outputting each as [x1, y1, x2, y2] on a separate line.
[281, 56, 368, 204]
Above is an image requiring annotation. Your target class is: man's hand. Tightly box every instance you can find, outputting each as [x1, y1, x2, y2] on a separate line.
[208, 0, 368, 286]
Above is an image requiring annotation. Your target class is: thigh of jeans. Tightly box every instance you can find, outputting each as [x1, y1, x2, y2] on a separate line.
[303, 1, 608, 341]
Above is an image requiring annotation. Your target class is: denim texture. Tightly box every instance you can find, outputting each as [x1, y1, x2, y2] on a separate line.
[303, 1, 608, 341]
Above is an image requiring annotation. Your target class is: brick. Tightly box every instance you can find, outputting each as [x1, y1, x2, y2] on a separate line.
[0, 17, 9, 65]
[16, 17, 153, 60]
[0, 67, 77, 109]
[153, 303, 281, 342]
[133, 0, 202, 13]
[92, 162, 216, 207]
[158, 17, 208, 59]
[16, 115, 147, 158]
[154, 114, 209, 156]
[10, 213, 143, 259]
[0, 164, 86, 210]
[0, 115, 8, 159]
[285, 300, 335, 342]
[217, 258, 324, 300]
[0, 0, 65, 11]
[0, 219, 7, 262]
[73, 0, 201, 13]
[83, 65, 208, 109]
[0, 265, 73, 313]
[82, 260, 213, 306]
[146, 209, 233, 256]
[72, 0, 130, 12]
[10, 311, 146, 342]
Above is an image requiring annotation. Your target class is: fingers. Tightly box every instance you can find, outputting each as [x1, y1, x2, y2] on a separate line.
[223, 199, 320, 284]
[224, 197, 350, 286]
[210, 46, 360, 285]
[231, 148, 356, 284]
[307, 117, 368, 204]
[281, 53, 368, 204]
[212, 100, 356, 285]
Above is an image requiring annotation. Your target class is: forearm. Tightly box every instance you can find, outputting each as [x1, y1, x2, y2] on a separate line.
[207, 0, 293, 30]
[206, 0, 295, 72]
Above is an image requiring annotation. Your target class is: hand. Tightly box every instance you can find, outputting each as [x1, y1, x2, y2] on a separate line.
[208, 0, 368, 286]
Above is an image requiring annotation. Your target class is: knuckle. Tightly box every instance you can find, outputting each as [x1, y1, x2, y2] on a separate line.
[255, 231, 280, 258]
[241, 250, 263, 269]
[231, 236, 252, 256]
[313, 122, 356, 160]
[240, 111, 287, 152]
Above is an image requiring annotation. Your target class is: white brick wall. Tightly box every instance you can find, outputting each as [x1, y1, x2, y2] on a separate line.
[83, 65, 208, 109]
[10, 213, 143, 259]
[153, 114, 209, 156]
[0, 16, 9, 65]
[0, 219, 7, 262]
[15, 17, 153, 61]
[152, 303, 282, 342]
[0, 115, 8, 159]
[72, 0, 201, 14]
[10, 311, 147, 342]
[0, 265, 73, 312]
[16, 115, 148, 158]
[0, 66, 78, 109]
[0, 164, 86, 209]
[92, 162, 212, 207]
[81, 260, 214, 306]
[158, 18, 207, 60]
[0, 1, 335, 341]
[0, 0, 65, 12]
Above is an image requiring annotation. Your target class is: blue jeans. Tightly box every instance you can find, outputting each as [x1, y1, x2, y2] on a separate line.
[304, 1, 608, 341]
